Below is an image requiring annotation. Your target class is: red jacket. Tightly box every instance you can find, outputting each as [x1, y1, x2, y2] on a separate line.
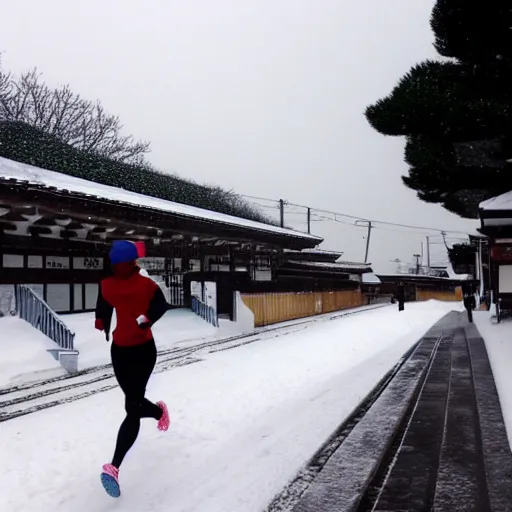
[95, 268, 169, 347]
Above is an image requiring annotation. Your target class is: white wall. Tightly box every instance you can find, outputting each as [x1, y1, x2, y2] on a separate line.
[232, 291, 255, 333]
[499, 265, 512, 293]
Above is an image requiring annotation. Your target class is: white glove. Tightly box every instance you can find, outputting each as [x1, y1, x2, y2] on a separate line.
[136, 314, 150, 327]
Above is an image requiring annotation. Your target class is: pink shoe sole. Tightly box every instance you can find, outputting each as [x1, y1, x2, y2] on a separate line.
[156, 401, 170, 432]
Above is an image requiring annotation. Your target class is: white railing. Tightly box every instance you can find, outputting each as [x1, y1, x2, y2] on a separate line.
[191, 296, 218, 327]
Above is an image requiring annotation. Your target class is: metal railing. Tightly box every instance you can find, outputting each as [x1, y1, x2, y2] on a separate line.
[15, 285, 76, 350]
[191, 296, 219, 327]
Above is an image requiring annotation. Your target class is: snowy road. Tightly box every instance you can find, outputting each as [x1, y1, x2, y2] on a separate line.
[0, 301, 461, 512]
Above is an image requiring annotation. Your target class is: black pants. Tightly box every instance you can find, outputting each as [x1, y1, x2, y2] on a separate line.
[467, 307, 473, 323]
[398, 300, 405, 311]
[110, 340, 162, 469]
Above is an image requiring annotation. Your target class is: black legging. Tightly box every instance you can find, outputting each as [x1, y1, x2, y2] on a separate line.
[110, 340, 162, 469]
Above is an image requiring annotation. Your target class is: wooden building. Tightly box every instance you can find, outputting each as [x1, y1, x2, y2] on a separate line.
[377, 274, 468, 303]
[0, 157, 322, 315]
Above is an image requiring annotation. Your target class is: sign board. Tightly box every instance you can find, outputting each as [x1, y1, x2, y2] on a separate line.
[73, 257, 104, 270]
[138, 257, 166, 272]
[491, 246, 512, 262]
[254, 269, 272, 281]
[46, 256, 70, 269]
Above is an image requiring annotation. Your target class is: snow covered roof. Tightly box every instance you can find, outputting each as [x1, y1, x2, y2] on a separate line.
[291, 260, 372, 271]
[0, 156, 323, 243]
[480, 191, 512, 211]
[298, 249, 343, 256]
[377, 273, 471, 282]
[362, 273, 381, 284]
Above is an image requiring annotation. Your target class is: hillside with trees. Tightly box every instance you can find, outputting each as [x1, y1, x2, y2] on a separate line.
[0, 59, 273, 224]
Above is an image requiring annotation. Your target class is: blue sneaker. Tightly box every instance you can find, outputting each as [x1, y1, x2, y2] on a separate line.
[101, 464, 120, 498]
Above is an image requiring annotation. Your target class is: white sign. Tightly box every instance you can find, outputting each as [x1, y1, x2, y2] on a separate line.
[2, 254, 23, 268]
[139, 257, 165, 272]
[46, 256, 70, 269]
[254, 269, 272, 281]
[73, 257, 104, 270]
[28, 255, 43, 268]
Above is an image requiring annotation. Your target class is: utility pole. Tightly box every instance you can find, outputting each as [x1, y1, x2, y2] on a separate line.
[426, 236, 431, 269]
[364, 221, 372, 263]
[307, 207, 311, 234]
[413, 253, 421, 274]
[279, 199, 285, 228]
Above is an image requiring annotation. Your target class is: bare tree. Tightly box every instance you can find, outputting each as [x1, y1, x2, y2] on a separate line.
[0, 60, 150, 163]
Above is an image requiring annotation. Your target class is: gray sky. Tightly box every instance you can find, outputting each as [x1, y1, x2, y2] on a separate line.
[0, 0, 479, 272]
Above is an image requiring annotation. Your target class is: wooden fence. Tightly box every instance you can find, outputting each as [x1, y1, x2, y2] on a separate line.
[241, 290, 364, 327]
[416, 287, 462, 303]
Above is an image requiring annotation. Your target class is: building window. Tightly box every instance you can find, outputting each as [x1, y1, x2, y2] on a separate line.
[209, 256, 230, 272]
[28, 255, 43, 268]
[253, 256, 272, 282]
[85, 283, 99, 310]
[74, 284, 83, 310]
[46, 284, 71, 312]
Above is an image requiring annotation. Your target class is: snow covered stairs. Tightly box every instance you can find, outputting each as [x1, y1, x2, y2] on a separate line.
[15, 285, 79, 374]
[292, 312, 512, 512]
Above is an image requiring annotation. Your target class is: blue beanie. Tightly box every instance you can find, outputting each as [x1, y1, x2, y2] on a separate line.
[109, 240, 138, 265]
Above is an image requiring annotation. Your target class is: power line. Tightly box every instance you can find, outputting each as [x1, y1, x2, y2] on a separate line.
[241, 193, 476, 236]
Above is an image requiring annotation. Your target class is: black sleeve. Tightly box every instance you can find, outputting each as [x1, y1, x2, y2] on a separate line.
[146, 285, 170, 325]
[96, 283, 114, 335]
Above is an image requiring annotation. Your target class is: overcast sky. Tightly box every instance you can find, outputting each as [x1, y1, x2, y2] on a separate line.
[0, 0, 479, 272]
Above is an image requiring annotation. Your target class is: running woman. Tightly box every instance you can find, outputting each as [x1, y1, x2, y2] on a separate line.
[95, 240, 171, 498]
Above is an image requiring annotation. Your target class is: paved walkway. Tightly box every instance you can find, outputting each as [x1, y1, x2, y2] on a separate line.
[293, 312, 512, 512]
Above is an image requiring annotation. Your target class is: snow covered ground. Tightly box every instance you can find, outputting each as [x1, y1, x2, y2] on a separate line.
[0, 310, 223, 388]
[65, 308, 221, 370]
[474, 312, 512, 448]
[0, 300, 461, 512]
[0, 317, 64, 388]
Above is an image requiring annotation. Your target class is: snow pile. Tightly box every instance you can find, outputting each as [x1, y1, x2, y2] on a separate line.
[0, 300, 460, 512]
[0, 317, 64, 387]
[64, 308, 221, 369]
[474, 312, 512, 448]
[0, 309, 221, 386]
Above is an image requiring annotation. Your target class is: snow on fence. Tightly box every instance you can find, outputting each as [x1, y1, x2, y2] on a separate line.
[242, 290, 364, 327]
[191, 296, 219, 327]
[15, 285, 75, 350]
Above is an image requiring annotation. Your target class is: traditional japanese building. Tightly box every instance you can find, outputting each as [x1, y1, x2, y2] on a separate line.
[479, 191, 512, 318]
[0, 156, 322, 315]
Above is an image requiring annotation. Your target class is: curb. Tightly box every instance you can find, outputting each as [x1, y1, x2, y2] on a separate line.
[293, 334, 441, 512]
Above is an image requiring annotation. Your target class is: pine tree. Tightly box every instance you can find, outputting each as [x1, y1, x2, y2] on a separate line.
[364, 0, 512, 218]
[431, 0, 512, 65]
